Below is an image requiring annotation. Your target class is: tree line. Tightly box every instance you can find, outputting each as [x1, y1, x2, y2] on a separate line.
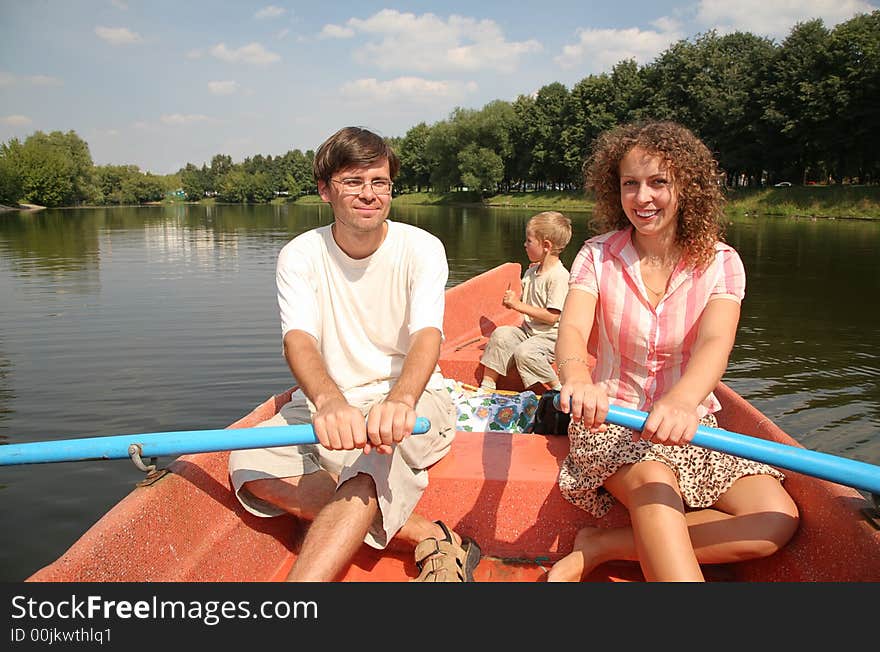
[1, 12, 877, 208]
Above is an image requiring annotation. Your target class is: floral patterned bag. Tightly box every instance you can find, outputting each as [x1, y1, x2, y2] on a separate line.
[444, 379, 539, 433]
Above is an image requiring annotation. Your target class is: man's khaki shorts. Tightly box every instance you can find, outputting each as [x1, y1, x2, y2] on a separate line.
[228, 386, 455, 549]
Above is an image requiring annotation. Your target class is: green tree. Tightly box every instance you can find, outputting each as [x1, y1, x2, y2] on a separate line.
[397, 122, 432, 191]
[283, 172, 301, 198]
[703, 32, 777, 186]
[5, 130, 96, 207]
[762, 19, 836, 183]
[642, 30, 776, 185]
[827, 10, 880, 182]
[458, 144, 504, 195]
[527, 82, 571, 187]
[0, 139, 24, 205]
[561, 60, 646, 185]
[95, 164, 132, 204]
[249, 171, 275, 203]
[129, 172, 166, 203]
[425, 116, 464, 191]
[509, 94, 536, 189]
[94, 164, 169, 204]
[180, 163, 210, 201]
[60, 130, 98, 203]
[209, 154, 233, 192]
[277, 149, 314, 196]
[218, 169, 250, 203]
[471, 100, 517, 190]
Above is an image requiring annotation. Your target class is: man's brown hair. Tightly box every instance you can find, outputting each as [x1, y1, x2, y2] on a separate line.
[313, 126, 400, 184]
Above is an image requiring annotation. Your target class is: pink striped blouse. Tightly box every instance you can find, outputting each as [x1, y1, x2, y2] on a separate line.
[569, 228, 746, 417]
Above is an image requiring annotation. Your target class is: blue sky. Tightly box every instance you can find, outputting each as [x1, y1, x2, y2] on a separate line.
[1, 0, 876, 174]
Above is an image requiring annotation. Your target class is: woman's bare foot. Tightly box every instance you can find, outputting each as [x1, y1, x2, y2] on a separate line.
[546, 527, 605, 582]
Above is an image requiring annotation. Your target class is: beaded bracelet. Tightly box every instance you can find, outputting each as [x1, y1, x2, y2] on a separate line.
[556, 356, 587, 370]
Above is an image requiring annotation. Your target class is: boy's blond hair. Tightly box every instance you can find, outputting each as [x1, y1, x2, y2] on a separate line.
[527, 211, 572, 256]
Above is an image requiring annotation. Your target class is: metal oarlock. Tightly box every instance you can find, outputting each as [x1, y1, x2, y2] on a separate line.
[128, 443, 167, 486]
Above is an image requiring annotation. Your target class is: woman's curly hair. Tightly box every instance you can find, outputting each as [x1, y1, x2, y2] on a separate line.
[583, 120, 725, 269]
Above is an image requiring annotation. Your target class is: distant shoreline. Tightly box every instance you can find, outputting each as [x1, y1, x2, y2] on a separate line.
[314, 186, 880, 221]
[5, 186, 879, 220]
[0, 203, 45, 212]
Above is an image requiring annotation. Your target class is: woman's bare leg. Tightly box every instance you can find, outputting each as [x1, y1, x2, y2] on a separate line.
[548, 465, 799, 582]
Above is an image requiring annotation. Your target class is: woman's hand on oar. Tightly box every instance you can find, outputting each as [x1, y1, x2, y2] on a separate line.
[0, 417, 431, 467]
[551, 393, 880, 495]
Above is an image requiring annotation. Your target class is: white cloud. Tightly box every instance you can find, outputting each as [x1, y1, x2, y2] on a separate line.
[209, 42, 281, 65]
[111, 0, 128, 9]
[276, 28, 290, 39]
[95, 26, 143, 45]
[320, 23, 355, 39]
[554, 0, 873, 74]
[555, 26, 683, 72]
[339, 10, 542, 73]
[160, 113, 211, 125]
[27, 75, 62, 86]
[340, 76, 478, 103]
[0, 73, 62, 86]
[186, 48, 204, 59]
[2, 115, 32, 126]
[208, 80, 239, 95]
[255, 6, 286, 20]
[652, 16, 683, 33]
[696, 0, 876, 38]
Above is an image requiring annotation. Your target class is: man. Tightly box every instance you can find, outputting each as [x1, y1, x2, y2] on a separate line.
[228, 126, 480, 582]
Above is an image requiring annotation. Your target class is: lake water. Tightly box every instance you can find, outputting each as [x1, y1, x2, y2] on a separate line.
[0, 203, 878, 581]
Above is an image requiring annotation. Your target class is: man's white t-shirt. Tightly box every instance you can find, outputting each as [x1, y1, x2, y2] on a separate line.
[276, 219, 448, 402]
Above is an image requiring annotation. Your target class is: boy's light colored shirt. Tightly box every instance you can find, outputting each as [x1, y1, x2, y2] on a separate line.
[521, 260, 570, 335]
[568, 227, 745, 416]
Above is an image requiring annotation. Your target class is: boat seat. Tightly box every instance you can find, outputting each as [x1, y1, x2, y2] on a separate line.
[414, 430, 631, 561]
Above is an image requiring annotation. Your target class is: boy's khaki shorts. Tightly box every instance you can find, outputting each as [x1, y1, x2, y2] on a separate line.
[228, 386, 455, 549]
[480, 324, 559, 388]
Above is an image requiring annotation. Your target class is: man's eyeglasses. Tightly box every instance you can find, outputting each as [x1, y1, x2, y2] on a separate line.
[331, 178, 393, 195]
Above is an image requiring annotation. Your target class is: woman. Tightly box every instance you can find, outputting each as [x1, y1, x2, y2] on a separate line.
[549, 121, 799, 582]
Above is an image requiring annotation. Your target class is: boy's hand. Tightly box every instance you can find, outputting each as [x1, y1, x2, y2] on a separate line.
[502, 289, 518, 309]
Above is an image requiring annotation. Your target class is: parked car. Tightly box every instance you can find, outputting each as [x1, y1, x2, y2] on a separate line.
[773, 181, 792, 187]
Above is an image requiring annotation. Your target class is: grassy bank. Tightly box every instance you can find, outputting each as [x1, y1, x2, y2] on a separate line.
[292, 185, 880, 220]
[29, 184, 872, 219]
[723, 185, 880, 219]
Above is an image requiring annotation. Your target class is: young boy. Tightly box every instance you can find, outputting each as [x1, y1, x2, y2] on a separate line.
[478, 211, 572, 392]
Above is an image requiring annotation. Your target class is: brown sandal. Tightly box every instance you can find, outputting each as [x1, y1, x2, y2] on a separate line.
[411, 520, 481, 582]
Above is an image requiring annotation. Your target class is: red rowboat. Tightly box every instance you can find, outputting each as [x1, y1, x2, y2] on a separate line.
[27, 263, 880, 581]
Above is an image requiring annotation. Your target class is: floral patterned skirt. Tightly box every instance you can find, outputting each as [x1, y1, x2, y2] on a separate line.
[558, 413, 786, 518]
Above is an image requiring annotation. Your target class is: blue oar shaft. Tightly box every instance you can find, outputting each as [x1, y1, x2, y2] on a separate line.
[0, 417, 431, 466]
[554, 396, 880, 495]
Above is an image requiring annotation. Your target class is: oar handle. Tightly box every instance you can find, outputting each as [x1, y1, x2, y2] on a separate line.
[0, 417, 432, 466]
[551, 394, 880, 495]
